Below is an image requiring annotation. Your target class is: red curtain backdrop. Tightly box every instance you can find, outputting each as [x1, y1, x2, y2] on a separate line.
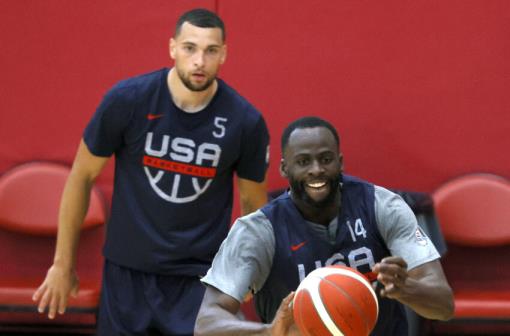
[1, 0, 509, 207]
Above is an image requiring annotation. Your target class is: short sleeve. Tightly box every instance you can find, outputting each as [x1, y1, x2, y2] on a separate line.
[374, 186, 440, 270]
[201, 210, 275, 302]
[235, 114, 270, 182]
[83, 86, 133, 157]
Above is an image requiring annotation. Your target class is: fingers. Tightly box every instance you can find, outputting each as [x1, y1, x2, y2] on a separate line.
[58, 292, 69, 315]
[283, 291, 295, 308]
[270, 292, 297, 335]
[33, 273, 77, 319]
[48, 292, 59, 319]
[381, 256, 408, 268]
[32, 283, 46, 302]
[376, 267, 407, 286]
[36, 286, 52, 316]
[41, 289, 59, 319]
[70, 279, 79, 298]
[275, 292, 294, 315]
[373, 257, 407, 279]
[278, 291, 295, 318]
[374, 257, 407, 272]
[373, 257, 408, 298]
[61, 280, 79, 315]
[377, 273, 401, 298]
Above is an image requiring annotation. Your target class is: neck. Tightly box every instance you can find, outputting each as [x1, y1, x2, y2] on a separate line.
[167, 68, 217, 113]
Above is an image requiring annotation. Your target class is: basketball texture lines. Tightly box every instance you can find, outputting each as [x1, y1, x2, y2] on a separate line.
[293, 265, 379, 336]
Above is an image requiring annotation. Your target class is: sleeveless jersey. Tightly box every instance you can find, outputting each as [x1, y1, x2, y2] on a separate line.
[255, 175, 408, 335]
[84, 68, 269, 276]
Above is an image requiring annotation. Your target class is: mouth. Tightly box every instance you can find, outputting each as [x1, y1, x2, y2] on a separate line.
[191, 72, 206, 81]
[307, 181, 327, 189]
[304, 180, 330, 199]
[290, 175, 341, 207]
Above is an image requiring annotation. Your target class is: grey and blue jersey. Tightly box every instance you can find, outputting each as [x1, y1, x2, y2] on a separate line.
[202, 175, 440, 335]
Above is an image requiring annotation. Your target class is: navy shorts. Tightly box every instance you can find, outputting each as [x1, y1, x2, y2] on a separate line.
[96, 260, 206, 336]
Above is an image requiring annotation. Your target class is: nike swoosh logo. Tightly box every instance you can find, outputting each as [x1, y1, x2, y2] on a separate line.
[290, 241, 307, 252]
[147, 113, 164, 120]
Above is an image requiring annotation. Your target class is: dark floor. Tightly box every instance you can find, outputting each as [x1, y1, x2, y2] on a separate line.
[0, 330, 509, 336]
[1, 319, 510, 335]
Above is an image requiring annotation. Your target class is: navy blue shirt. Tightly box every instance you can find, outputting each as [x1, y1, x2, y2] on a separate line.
[84, 68, 269, 275]
[255, 175, 408, 335]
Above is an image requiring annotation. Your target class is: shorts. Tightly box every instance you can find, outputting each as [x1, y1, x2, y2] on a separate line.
[96, 260, 206, 336]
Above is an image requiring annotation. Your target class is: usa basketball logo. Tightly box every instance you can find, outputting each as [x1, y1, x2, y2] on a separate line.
[415, 227, 428, 246]
[143, 131, 222, 203]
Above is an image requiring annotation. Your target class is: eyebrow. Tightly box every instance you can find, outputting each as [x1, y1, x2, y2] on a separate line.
[181, 41, 222, 50]
[293, 149, 335, 156]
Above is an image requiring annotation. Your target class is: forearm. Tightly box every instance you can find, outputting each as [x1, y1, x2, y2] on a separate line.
[374, 258, 454, 321]
[195, 305, 270, 336]
[395, 275, 454, 321]
[238, 178, 268, 216]
[53, 171, 94, 270]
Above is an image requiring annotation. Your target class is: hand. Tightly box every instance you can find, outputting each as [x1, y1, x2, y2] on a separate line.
[32, 264, 79, 319]
[270, 292, 301, 336]
[372, 256, 408, 299]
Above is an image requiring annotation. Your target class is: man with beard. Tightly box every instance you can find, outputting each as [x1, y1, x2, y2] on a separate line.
[33, 8, 269, 335]
[194, 116, 454, 335]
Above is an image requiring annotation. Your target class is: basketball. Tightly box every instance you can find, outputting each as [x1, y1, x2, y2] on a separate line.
[292, 265, 379, 336]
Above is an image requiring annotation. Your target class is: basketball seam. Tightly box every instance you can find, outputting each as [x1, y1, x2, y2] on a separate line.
[323, 277, 370, 335]
[308, 276, 345, 336]
[314, 267, 379, 314]
[295, 267, 379, 336]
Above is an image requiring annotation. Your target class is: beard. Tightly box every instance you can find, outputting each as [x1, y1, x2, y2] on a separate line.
[177, 68, 216, 92]
[289, 174, 342, 209]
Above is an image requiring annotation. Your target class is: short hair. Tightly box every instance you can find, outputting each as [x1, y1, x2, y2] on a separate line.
[281, 116, 340, 154]
[175, 8, 226, 41]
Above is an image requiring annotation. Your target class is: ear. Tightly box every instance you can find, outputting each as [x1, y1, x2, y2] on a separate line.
[169, 38, 176, 60]
[339, 153, 344, 173]
[279, 159, 288, 178]
[220, 44, 227, 65]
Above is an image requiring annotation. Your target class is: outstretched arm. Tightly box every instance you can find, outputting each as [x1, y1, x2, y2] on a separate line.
[373, 256, 454, 321]
[32, 139, 109, 319]
[195, 286, 299, 336]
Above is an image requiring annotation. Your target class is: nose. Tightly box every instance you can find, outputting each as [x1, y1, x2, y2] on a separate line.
[308, 160, 325, 176]
[193, 51, 205, 67]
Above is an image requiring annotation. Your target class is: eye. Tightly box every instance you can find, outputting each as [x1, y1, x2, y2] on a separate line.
[321, 157, 333, 164]
[206, 48, 219, 55]
[296, 158, 309, 166]
[183, 45, 195, 53]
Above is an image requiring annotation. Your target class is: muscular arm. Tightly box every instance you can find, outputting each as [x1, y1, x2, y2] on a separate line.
[32, 139, 109, 319]
[238, 176, 268, 215]
[373, 257, 454, 321]
[373, 187, 454, 320]
[195, 286, 297, 336]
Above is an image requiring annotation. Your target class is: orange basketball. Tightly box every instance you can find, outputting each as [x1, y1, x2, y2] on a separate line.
[292, 265, 379, 336]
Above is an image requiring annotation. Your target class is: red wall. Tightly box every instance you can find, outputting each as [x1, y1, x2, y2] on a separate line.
[219, 0, 510, 192]
[1, 0, 509, 202]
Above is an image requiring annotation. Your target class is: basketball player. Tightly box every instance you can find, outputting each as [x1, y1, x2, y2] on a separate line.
[32, 8, 270, 335]
[195, 117, 454, 335]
